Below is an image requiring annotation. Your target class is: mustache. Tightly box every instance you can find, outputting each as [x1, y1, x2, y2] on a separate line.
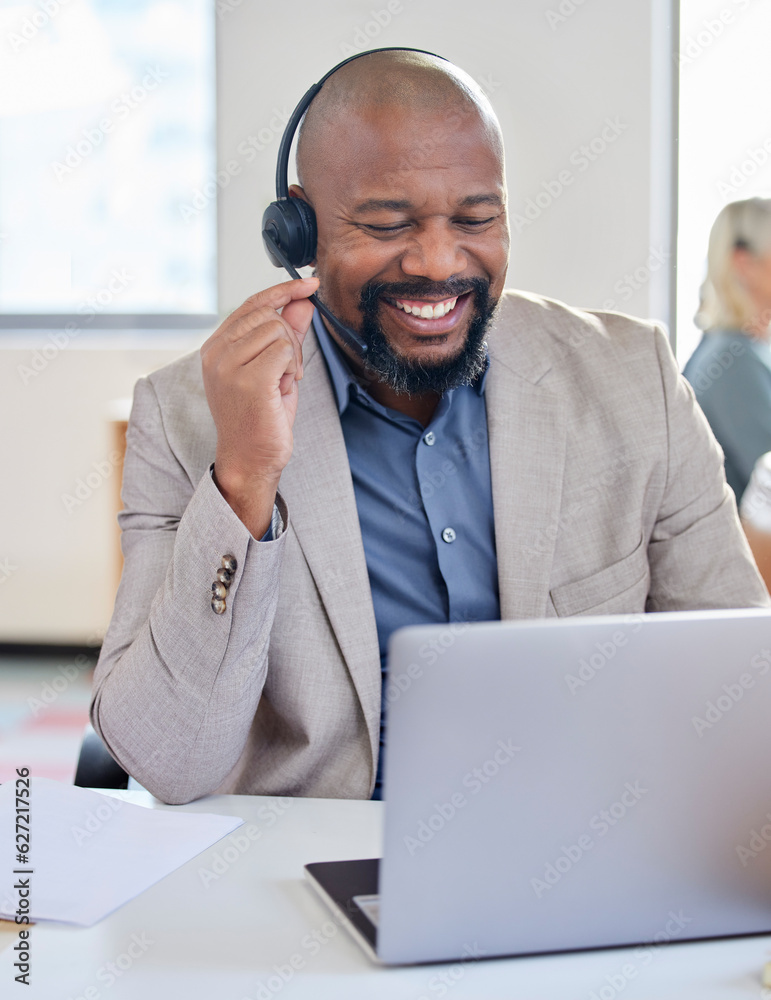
[360, 276, 489, 309]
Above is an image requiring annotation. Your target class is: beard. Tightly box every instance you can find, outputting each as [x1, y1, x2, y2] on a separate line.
[351, 276, 498, 396]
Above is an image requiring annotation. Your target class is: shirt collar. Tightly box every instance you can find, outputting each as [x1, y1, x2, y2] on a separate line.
[311, 308, 489, 417]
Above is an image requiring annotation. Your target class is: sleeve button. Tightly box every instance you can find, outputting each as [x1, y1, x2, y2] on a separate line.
[211, 597, 227, 615]
[216, 567, 233, 586]
[221, 554, 237, 573]
[211, 581, 228, 600]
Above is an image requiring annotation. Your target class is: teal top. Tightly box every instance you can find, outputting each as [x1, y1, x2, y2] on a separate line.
[683, 330, 771, 500]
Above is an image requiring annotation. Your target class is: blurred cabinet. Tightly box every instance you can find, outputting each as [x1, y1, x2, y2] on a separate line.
[107, 400, 131, 590]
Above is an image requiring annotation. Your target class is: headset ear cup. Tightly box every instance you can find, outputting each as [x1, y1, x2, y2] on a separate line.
[291, 197, 318, 267]
[261, 198, 317, 269]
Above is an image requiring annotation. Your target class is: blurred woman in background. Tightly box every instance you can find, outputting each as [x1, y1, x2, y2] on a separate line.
[683, 196, 771, 501]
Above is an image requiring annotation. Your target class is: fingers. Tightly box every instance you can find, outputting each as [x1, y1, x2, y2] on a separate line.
[212, 316, 304, 389]
[201, 276, 319, 380]
[219, 276, 319, 334]
[281, 296, 317, 341]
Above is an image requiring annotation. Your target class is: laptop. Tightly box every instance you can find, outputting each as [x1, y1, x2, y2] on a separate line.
[304, 609, 771, 965]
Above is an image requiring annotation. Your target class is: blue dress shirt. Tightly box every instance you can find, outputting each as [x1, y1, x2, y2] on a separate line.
[683, 330, 771, 500]
[311, 311, 500, 798]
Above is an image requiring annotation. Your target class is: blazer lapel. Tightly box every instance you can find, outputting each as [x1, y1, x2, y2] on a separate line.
[485, 295, 568, 620]
[277, 328, 382, 768]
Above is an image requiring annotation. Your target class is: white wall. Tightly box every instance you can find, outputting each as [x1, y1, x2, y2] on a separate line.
[0, 0, 676, 643]
[0, 335, 201, 643]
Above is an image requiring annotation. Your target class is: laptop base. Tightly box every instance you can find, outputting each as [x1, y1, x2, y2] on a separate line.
[304, 858, 381, 962]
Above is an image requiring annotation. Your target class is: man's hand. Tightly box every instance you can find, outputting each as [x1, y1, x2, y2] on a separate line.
[201, 276, 319, 538]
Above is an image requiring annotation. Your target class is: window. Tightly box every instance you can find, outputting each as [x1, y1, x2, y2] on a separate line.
[0, 0, 216, 324]
[677, 0, 771, 365]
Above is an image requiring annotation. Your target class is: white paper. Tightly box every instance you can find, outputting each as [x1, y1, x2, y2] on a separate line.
[0, 778, 243, 926]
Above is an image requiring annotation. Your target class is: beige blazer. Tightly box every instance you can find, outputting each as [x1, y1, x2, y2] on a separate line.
[91, 291, 770, 803]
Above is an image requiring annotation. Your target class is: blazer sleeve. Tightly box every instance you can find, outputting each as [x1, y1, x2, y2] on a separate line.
[90, 375, 288, 804]
[646, 326, 770, 611]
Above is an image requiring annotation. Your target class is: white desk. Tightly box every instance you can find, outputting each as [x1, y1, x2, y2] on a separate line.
[1, 790, 770, 999]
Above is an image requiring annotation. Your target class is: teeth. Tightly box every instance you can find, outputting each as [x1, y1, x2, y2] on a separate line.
[394, 296, 459, 318]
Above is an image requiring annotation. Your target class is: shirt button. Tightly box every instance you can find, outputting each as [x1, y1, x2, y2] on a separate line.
[441, 527, 457, 543]
[423, 431, 436, 446]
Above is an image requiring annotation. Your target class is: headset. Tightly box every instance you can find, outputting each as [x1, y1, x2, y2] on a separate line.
[261, 47, 448, 358]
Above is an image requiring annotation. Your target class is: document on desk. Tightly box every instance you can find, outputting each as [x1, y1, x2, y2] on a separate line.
[0, 778, 243, 927]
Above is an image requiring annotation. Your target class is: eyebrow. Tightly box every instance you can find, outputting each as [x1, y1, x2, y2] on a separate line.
[352, 193, 504, 214]
[352, 198, 412, 213]
[458, 193, 504, 208]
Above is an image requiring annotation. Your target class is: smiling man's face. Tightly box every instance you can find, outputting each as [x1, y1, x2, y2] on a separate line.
[294, 91, 510, 394]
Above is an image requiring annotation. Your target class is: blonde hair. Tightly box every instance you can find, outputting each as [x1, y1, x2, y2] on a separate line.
[696, 197, 771, 331]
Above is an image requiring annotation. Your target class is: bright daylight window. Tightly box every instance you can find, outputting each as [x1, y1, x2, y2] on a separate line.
[0, 0, 216, 324]
[677, 0, 771, 365]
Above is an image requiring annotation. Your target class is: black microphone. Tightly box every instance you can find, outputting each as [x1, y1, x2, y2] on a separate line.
[262, 229, 369, 358]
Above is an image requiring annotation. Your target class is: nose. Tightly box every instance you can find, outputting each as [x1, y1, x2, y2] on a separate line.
[400, 220, 468, 282]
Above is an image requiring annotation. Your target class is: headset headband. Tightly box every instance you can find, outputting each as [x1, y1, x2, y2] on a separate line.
[274, 47, 449, 200]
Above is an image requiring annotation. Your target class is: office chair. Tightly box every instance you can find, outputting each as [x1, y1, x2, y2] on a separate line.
[74, 724, 129, 789]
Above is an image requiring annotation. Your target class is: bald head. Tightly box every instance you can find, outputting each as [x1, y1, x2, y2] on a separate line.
[296, 50, 503, 189]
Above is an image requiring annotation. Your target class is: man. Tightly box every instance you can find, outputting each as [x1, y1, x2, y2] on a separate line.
[91, 51, 769, 805]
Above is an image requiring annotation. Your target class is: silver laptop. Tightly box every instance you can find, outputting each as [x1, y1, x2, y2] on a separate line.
[305, 609, 771, 965]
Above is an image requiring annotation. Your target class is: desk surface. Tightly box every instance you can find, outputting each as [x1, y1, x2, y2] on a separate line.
[1, 790, 770, 999]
